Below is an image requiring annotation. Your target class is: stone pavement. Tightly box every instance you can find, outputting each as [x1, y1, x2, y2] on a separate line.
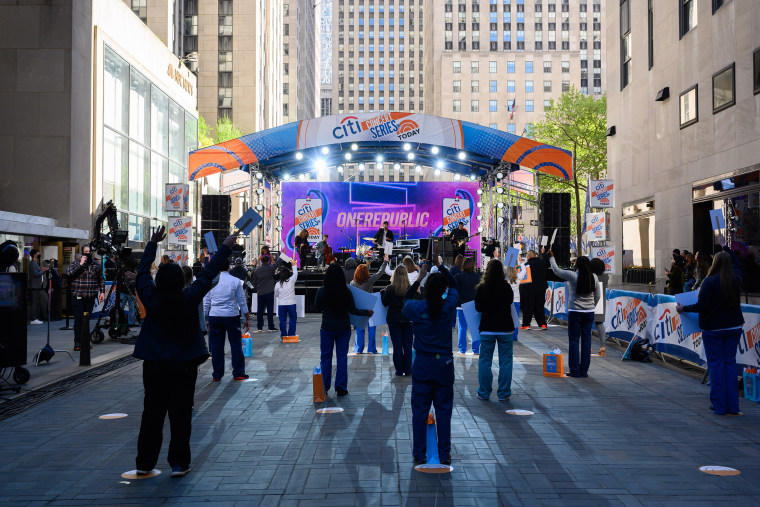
[1, 317, 759, 506]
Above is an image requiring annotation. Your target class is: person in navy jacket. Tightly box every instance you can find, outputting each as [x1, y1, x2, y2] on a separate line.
[678, 235, 745, 416]
[133, 226, 239, 477]
[402, 258, 458, 465]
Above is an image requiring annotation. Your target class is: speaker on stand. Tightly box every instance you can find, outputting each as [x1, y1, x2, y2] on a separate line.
[540, 192, 571, 266]
[201, 195, 232, 251]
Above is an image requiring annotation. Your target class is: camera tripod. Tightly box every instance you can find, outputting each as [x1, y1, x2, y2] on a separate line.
[90, 258, 141, 343]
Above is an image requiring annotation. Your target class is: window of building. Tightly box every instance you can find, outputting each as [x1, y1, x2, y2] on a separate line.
[489, 80, 497, 92]
[471, 80, 479, 92]
[507, 61, 515, 73]
[561, 61, 570, 73]
[754, 48, 760, 95]
[679, 0, 696, 38]
[131, 0, 147, 22]
[489, 60, 497, 73]
[219, 15, 233, 36]
[489, 100, 497, 112]
[620, 0, 631, 89]
[544, 99, 551, 111]
[525, 61, 533, 73]
[622, 200, 656, 270]
[525, 100, 533, 112]
[507, 80, 515, 92]
[471, 100, 479, 112]
[490, 123, 498, 129]
[453, 61, 461, 73]
[218, 52, 232, 72]
[453, 100, 461, 112]
[453, 80, 461, 92]
[543, 61, 551, 73]
[507, 123, 516, 134]
[544, 80, 552, 92]
[471, 61, 479, 73]
[525, 80, 533, 92]
[712, 0, 729, 13]
[562, 80, 570, 92]
[712, 63, 735, 113]
[648, 0, 654, 69]
[679, 85, 698, 128]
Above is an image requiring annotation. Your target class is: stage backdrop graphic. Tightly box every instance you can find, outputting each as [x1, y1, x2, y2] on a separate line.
[281, 182, 481, 256]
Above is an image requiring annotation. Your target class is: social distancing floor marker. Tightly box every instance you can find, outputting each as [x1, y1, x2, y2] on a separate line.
[241, 379, 259, 382]
[415, 464, 454, 474]
[99, 413, 128, 420]
[699, 466, 740, 476]
[316, 407, 344, 414]
[506, 409, 534, 416]
[121, 469, 161, 479]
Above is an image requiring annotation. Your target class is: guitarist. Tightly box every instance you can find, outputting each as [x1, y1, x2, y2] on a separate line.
[449, 221, 470, 258]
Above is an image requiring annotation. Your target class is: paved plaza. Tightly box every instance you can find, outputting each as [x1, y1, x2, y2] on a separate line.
[1, 317, 759, 506]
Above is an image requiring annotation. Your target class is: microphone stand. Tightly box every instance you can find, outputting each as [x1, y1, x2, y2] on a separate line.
[34, 272, 74, 366]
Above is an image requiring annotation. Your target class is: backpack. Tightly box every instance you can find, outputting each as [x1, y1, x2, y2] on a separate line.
[630, 337, 653, 363]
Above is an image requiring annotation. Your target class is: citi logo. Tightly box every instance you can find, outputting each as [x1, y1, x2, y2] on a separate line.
[333, 116, 363, 139]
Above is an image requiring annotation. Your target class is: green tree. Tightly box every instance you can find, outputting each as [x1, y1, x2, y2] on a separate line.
[532, 86, 607, 253]
[197, 115, 244, 148]
[198, 116, 215, 148]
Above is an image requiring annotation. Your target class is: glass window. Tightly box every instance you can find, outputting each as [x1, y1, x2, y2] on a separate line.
[525, 80, 533, 92]
[544, 99, 552, 111]
[453, 61, 461, 73]
[151, 154, 168, 220]
[169, 161, 184, 184]
[471, 100, 479, 112]
[489, 61, 497, 73]
[103, 129, 128, 210]
[507, 61, 515, 73]
[680, 0, 696, 37]
[561, 61, 570, 73]
[471, 61, 479, 73]
[471, 80, 479, 92]
[129, 141, 150, 216]
[712, 63, 735, 113]
[525, 100, 533, 112]
[489, 80, 497, 92]
[219, 15, 233, 36]
[104, 47, 129, 134]
[184, 112, 198, 163]
[621, 0, 631, 89]
[543, 61, 551, 73]
[544, 80, 552, 92]
[453, 80, 461, 92]
[151, 85, 169, 156]
[755, 49, 760, 95]
[453, 99, 461, 112]
[219, 51, 233, 72]
[525, 61, 533, 73]
[679, 85, 698, 128]
[129, 68, 150, 147]
[489, 100, 497, 112]
[490, 123, 498, 129]
[507, 80, 515, 92]
[507, 123, 516, 134]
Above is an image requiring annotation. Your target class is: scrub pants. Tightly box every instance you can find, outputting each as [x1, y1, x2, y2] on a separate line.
[411, 352, 454, 463]
[320, 329, 351, 391]
[457, 308, 479, 354]
[703, 328, 743, 415]
[278, 304, 297, 337]
[354, 325, 377, 353]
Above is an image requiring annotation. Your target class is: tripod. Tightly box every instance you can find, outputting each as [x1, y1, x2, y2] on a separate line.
[90, 258, 141, 343]
[33, 273, 74, 366]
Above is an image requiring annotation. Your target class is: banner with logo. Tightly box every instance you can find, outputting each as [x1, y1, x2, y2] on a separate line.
[544, 285, 552, 316]
[649, 294, 705, 364]
[165, 250, 189, 265]
[168, 216, 193, 246]
[589, 179, 614, 208]
[164, 183, 189, 212]
[737, 305, 760, 368]
[551, 281, 568, 321]
[294, 198, 323, 244]
[605, 290, 653, 343]
[442, 198, 471, 235]
[586, 213, 607, 241]
[591, 246, 615, 273]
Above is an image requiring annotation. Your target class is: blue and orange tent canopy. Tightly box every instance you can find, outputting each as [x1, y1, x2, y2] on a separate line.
[188, 112, 572, 182]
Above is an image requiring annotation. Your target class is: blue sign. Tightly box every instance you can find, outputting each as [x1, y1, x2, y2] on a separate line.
[235, 207, 264, 235]
[204, 231, 218, 254]
[709, 209, 725, 230]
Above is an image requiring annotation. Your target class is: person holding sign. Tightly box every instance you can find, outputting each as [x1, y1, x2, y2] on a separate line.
[474, 259, 515, 401]
[274, 261, 298, 339]
[350, 259, 388, 353]
[547, 251, 600, 378]
[677, 235, 744, 416]
[313, 263, 374, 396]
[381, 264, 414, 376]
[133, 226, 238, 478]
[519, 250, 550, 330]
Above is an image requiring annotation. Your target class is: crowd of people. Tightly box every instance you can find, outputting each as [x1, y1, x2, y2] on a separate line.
[666, 245, 760, 295]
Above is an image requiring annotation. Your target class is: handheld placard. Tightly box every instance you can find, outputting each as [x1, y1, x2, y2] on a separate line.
[550, 229, 558, 248]
[203, 231, 218, 254]
[505, 247, 520, 268]
[235, 208, 264, 235]
[540, 235, 548, 246]
[708, 209, 725, 231]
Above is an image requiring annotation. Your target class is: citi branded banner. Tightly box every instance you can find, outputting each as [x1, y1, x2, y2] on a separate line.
[551, 281, 568, 321]
[165, 250, 189, 266]
[280, 182, 480, 256]
[168, 216, 192, 246]
[544, 285, 552, 316]
[586, 212, 607, 241]
[605, 290, 653, 343]
[649, 294, 704, 364]
[294, 198, 323, 243]
[589, 179, 614, 208]
[165, 183, 189, 212]
[591, 246, 615, 273]
[442, 198, 471, 234]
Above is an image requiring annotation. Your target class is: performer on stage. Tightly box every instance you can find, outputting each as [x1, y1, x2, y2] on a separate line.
[315, 234, 335, 269]
[449, 222, 469, 258]
[373, 221, 394, 252]
[294, 229, 311, 268]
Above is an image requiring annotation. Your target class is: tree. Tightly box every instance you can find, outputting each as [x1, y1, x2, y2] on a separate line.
[198, 116, 215, 148]
[198, 115, 244, 148]
[531, 86, 607, 253]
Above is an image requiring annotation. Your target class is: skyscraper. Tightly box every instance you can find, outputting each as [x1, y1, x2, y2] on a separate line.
[283, 0, 318, 123]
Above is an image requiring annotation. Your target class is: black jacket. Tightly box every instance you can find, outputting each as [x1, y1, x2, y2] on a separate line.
[475, 281, 514, 333]
[374, 228, 394, 245]
[133, 242, 229, 364]
[682, 246, 744, 331]
[524, 256, 549, 292]
[454, 271, 480, 304]
[313, 285, 371, 332]
[381, 286, 411, 324]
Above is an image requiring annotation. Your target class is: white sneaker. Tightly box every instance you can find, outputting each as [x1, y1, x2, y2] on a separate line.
[30, 319, 43, 325]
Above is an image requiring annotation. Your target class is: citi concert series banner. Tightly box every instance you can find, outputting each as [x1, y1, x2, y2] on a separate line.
[280, 182, 481, 256]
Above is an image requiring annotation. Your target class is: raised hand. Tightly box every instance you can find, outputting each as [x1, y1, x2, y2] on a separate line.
[222, 229, 240, 248]
[151, 225, 167, 243]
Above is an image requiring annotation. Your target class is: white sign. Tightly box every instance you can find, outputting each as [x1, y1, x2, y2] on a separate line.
[164, 183, 189, 212]
[589, 179, 614, 208]
[591, 246, 615, 273]
[442, 198, 471, 234]
[586, 213, 607, 241]
[168, 216, 193, 245]
[295, 198, 323, 243]
[166, 250, 189, 265]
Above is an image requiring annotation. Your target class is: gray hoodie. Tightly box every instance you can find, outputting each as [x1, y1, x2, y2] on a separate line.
[350, 261, 388, 292]
[344, 258, 358, 283]
[549, 257, 601, 312]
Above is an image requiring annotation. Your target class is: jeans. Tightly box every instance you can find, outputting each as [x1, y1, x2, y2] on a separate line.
[136, 360, 198, 470]
[72, 295, 95, 347]
[457, 308, 479, 353]
[207, 316, 245, 379]
[320, 329, 351, 391]
[355, 325, 377, 353]
[256, 292, 275, 330]
[567, 311, 595, 377]
[702, 328, 742, 415]
[513, 303, 520, 341]
[278, 304, 297, 337]
[477, 333, 514, 399]
[388, 322, 414, 375]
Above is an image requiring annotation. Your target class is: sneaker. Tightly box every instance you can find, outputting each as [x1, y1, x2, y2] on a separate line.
[171, 465, 190, 477]
[234, 374, 250, 381]
[519, 326, 530, 330]
[256, 329, 264, 334]
[135, 469, 153, 475]
[336, 386, 349, 396]
[498, 396, 510, 401]
[540, 325, 548, 330]
[30, 319, 43, 325]
[268, 328, 278, 332]
[73, 346, 81, 351]
[476, 394, 489, 401]
[212, 378, 221, 382]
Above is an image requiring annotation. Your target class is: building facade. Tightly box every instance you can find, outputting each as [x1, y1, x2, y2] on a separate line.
[124, 0, 185, 58]
[606, 0, 760, 281]
[283, 0, 317, 123]
[0, 0, 198, 266]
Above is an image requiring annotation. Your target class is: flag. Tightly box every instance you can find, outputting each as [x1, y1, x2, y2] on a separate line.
[509, 98, 517, 120]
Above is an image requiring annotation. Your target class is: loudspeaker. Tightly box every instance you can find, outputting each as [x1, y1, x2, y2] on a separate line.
[540, 192, 571, 266]
[201, 195, 232, 250]
[0, 273, 27, 368]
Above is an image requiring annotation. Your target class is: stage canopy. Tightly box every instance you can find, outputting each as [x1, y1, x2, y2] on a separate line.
[189, 112, 572, 182]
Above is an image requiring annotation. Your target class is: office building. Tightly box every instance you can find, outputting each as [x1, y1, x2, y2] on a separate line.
[606, 0, 760, 281]
[124, 0, 185, 58]
[283, 0, 318, 123]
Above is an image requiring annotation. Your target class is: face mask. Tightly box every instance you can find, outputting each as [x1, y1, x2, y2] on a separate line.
[441, 289, 449, 300]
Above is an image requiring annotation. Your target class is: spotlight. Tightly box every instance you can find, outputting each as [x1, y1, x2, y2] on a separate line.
[497, 202, 504, 209]
[477, 188, 483, 195]
[295, 152, 303, 160]
[359, 163, 365, 171]
[431, 146, 439, 155]
[255, 204, 264, 211]
[434, 169, 441, 175]
[376, 154, 384, 163]
[497, 187, 504, 194]
[345, 153, 352, 161]
[315, 159, 327, 171]
[415, 165, 422, 173]
[276, 226, 283, 231]
[277, 189, 283, 195]
[256, 188, 264, 195]
[497, 217, 504, 223]
[403, 143, 411, 151]
[276, 202, 283, 207]
[477, 202, 483, 208]
[496, 172, 504, 179]
[454, 174, 461, 181]
[436, 160, 444, 169]
[477, 214, 483, 221]
[394, 163, 401, 170]
[255, 172, 263, 179]
[282, 174, 290, 180]
[298, 174, 305, 180]
[351, 143, 358, 151]
[321, 146, 330, 155]
[276, 213, 283, 220]
[458, 151, 466, 160]
[407, 153, 415, 160]
[338, 166, 344, 173]
[469, 173, 477, 180]
[478, 226, 483, 232]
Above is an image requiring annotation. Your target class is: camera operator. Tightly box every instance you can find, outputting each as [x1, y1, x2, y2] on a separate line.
[66, 244, 105, 351]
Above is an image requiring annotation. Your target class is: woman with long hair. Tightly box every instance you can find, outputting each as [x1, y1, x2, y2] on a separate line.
[692, 251, 712, 290]
[506, 266, 520, 342]
[475, 259, 515, 401]
[548, 252, 600, 378]
[381, 264, 413, 376]
[350, 259, 387, 353]
[678, 237, 744, 415]
[454, 257, 481, 354]
[589, 258, 609, 356]
[313, 263, 374, 396]
[402, 258, 458, 465]
[274, 262, 298, 338]
[385, 255, 420, 284]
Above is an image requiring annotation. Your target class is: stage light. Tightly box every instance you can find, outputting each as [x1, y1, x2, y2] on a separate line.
[359, 163, 365, 171]
[276, 202, 283, 207]
[497, 187, 504, 194]
[345, 153, 352, 161]
[477, 214, 483, 221]
[477, 188, 483, 195]
[498, 217, 504, 223]
[298, 173, 305, 180]
[403, 143, 411, 151]
[497, 202, 504, 208]
[394, 163, 401, 170]
[496, 172, 504, 179]
[255, 204, 264, 211]
[351, 143, 358, 151]
[277, 189, 283, 195]
[338, 166, 344, 173]
[295, 152, 303, 160]
[256, 188, 264, 195]
[436, 160, 444, 169]
[277, 213, 283, 220]
[434, 168, 441, 175]
[282, 174, 290, 180]
[431, 146, 439, 155]
[469, 173, 477, 180]
[255, 172, 263, 179]
[315, 159, 327, 172]
[454, 173, 461, 181]
[415, 165, 422, 173]
[477, 202, 483, 208]
[321, 146, 330, 155]
[478, 226, 483, 232]
[458, 151, 466, 160]
[407, 153, 416, 161]
[376, 154, 384, 163]
[276, 226, 283, 231]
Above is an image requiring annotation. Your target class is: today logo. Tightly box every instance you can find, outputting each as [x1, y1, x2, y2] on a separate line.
[397, 119, 420, 140]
